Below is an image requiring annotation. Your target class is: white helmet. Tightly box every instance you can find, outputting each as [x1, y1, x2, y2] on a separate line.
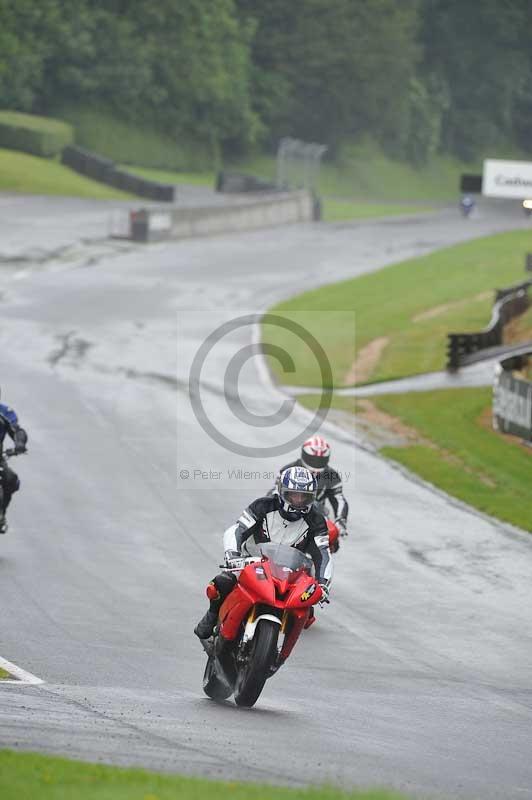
[278, 466, 317, 520]
[301, 435, 330, 472]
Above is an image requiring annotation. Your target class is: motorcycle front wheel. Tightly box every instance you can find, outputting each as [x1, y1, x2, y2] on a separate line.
[203, 653, 233, 701]
[234, 619, 279, 708]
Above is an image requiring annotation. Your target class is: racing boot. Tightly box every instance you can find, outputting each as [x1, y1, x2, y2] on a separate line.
[0, 512, 7, 534]
[194, 609, 218, 640]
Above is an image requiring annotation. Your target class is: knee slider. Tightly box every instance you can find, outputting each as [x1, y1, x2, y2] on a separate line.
[206, 582, 219, 600]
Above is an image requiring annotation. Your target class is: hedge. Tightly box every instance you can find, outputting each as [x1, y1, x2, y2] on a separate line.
[0, 111, 73, 157]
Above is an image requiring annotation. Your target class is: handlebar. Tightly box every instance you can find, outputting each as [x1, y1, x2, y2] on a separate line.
[2, 448, 27, 459]
[219, 556, 262, 572]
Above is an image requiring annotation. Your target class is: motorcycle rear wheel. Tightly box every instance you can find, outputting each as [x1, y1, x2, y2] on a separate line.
[203, 653, 233, 701]
[234, 619, 279, 708]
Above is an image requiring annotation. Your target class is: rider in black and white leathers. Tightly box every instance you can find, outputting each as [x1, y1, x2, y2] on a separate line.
[226, 494, 332, 580]
[272, 459, 348, 532]
[194, 493, 333, 639]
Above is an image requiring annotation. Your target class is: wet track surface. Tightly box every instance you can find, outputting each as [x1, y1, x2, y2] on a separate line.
[0, 197, 531, 799]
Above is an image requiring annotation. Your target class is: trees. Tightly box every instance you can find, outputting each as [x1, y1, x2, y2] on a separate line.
[0, 0, 531, 164]
[237, 0, 420, 155]
[0, 0, 257, 157]
[421, 0, 532, 160]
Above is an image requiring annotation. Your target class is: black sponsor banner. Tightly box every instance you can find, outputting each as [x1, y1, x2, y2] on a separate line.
[460, 174, 482, 193]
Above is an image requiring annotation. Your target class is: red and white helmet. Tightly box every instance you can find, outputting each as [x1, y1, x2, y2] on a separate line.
[301, 435, 330, 472]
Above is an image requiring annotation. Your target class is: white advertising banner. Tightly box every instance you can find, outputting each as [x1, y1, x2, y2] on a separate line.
[482, 159, 532, 198]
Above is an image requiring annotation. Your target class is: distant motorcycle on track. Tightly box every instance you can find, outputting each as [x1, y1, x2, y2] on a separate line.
[460, 195, 475, 218]
[201, 542, 327, 707]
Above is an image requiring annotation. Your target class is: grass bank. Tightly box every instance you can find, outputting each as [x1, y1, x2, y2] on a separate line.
[299, 388, 532, 532]
[235, 144, 474, 203]
[267, 230, 532, 387]
[0, 751, 406, 800]
[57, 106, 212, 171]
[0, 667, 11, 679]
[0, 148, 131, 199]
[321, 200, 432, 222]
[122, 165, 215, 187]
[55, 108, 480, 201]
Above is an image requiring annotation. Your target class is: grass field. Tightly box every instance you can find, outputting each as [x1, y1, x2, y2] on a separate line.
[266, 230, 532, 387]
[57, 106, 212, 171]
[0, 148, 131, 199]
[121, 164, 215, 187]
[53, 106, 489, 202]
[299, 388, 532, 532]
[0, 751, 406, 800]
[233, 147, 472, 203]
[321, 199, 432, 222]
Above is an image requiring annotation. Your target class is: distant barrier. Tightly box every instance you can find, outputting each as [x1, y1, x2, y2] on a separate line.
[447, 279, 531, 370]
[460, 174, 482, 193]
[493, 351, 532, 442]
[126, 190, 314, 242]
[62, 145, 175, 202]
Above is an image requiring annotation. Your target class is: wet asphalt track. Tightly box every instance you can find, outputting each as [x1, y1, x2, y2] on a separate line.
[0, 197, 531, 799]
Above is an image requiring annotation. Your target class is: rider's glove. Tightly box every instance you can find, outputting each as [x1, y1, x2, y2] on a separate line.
[335, 518, 348, 537]
[318, 583, 330, 606]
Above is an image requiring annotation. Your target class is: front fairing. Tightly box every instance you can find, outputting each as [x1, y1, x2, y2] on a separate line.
[239, 561, 276, 605]
[240, 544, 321, 609]
[219, 543, 322, 641]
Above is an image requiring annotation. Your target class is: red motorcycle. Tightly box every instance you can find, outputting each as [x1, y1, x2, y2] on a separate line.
[327, 519, 340, 553]
[201, 542, 325, 707]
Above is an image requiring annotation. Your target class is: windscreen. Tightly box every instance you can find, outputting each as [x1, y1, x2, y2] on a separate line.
[259, 543, 313, 578]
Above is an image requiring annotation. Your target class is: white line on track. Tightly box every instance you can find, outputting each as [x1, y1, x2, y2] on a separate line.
[0, 655, 44, 685]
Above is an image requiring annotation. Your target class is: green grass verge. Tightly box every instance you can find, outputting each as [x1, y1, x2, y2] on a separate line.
[0, 148, 132, 199]
[235, 147, 469, 203]
[322, 199, 433, 222]
[57, 106, 213, 171]
[0, 111, 70, 135]
[0, 667, 11, 679]
[300, 388, 532, 532]
[0, 111, 73, 157]
[0, 751, 406, 800]
[121, 165, 215, 187]
[266, 230, 532, 387]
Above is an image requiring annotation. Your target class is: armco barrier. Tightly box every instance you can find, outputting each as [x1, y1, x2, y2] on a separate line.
[447, 280, 531, 370]
[493, 351, 532, 441]
[127, 191, 314, 242]
[62, 145, 175, 202]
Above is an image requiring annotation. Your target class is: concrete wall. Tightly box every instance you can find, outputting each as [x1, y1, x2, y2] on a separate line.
[129, 191, 315, 242]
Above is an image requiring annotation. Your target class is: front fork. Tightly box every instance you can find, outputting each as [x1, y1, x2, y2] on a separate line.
[239, 605, 311, 674]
